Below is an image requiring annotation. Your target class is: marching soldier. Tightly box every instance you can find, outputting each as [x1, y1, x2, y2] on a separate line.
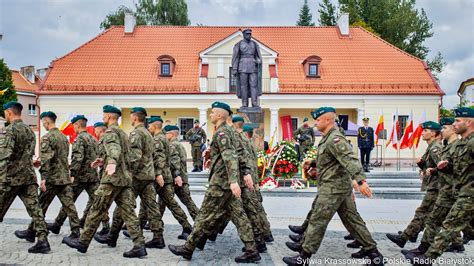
[15, 111, 81, 243]
[165, 125, 199, 220]
[0, 102, 50, 253]
[387, 121, 442, 248]
[63, 105, 147, 258]
[168, 101, 261, 263]
[293, 117, 314, 159]
[357, 117, 374, 172]
[283, 107, 383, 265]
[186, 120, 206, 172]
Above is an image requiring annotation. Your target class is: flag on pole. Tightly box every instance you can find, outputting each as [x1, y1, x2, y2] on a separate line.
[267, 127, 277, 153]
[374, 112, 384, 145]
[409, 111, 426, 149]
[400, 112, 414, 149]
[386, 110, 400, 149]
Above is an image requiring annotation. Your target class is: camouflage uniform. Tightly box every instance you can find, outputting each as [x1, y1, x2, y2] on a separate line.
[302, 127, 377, 254]
[294, 125, 314, 157]
[166, 138, 199, 220]
[109, 124, 164, 238]
[185, 123, 256, 251]
[186, 126, 206, 170]
[79, 124, 144, 247]
[425, 132, 474, 259]
[0, 119, 48, 240]
[31, 128, 81, 235]
[400, 141, 441, 241]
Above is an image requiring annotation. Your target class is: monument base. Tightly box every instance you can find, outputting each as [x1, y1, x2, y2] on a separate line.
[237, 106, 265, 150]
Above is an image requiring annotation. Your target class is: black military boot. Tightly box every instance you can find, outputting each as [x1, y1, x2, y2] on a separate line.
[47, 222, 61, 234]
[386, 233, 407, 248]
[195, 235, 208, 250]
[28, 239, 51, 254]
[97, 225, 110, 236]
[14, 229, 36, 243]
[207, 231, 218, 241]
[286, 241, 303, 252]
[178, 227, 192, 240]
[62, 231, 80, 244]
[256, 235, 267, 253]
[123, 229, 131, 238]
[402, 242, 429, 255]
[445, 243, 465, 253]
[288, 225, 305, 234]
[404, 253, 433, 266]
[123, 245, 147, 258]
[463, 234, 471, 244]
[344, 233, 355, 240]
[347, 239, 363, 249]
[143, 222, 151, 230]
[63, 236, 88, 253]
[235, 249, 261, 263]
[351, 248, 381, 259]
[264, 233, 274, 242]
[168, 244, 194, 260]
[282, 251, 311, 265]
[145, 234, 166, 249]
[409, 233, 419, 243]
[289, 234, 303, 243]
[94, 233, 118, 247]
[192, 166, 199, 172]
[367, 248, 384, 266]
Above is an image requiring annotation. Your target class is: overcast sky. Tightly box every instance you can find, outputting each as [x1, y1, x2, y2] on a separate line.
[1, 0, 472, 107]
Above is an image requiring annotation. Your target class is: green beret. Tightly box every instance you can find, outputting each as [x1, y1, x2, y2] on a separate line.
[454, 107, 474, 118]
[94, 122, 106, 128]
[131, 107, 147, 116]
[362, 117, 369, 121]
[421, 121, 441, 131]
[40, 111, 57, 121]
[440, 117, 454, 126]
[303, 117, 308, 122]
[211, 101, 232, 115]
[232, 115, 244, 123]
[3, 101, 23, 112]
[311, 107, 336, 119]
[164, 125, 179, 132]
[195, 120, 200, 124]
[243, 125, 253, 133]
[148, 116, 163, 124]
[71, 115, 87, 124]
[103, 105, 122, 116]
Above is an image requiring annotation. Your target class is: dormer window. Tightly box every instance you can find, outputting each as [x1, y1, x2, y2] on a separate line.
[302, 55, 322, 78]
[157, 55, 176, 77]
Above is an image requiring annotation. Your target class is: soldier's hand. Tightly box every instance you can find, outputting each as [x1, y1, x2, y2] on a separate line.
[175, 176, 183, 187]
[243, 174, 254, 191]
[230, 182, 241, 198]
[70, 176, 75, 183]
[426, 168, 435, 176]
[33, 160, 41, 168]
[40, 180, 46, 192]
[416, 158, 422, 164]
[91, 158, 104, 168]
[105, 163, 116, 176]
[204, 159, 211, 169]
[419, 171, 426, 180]
[156, 175, 164, 187]
[437, 160, 449, 169]
[358, 182, 373, 198]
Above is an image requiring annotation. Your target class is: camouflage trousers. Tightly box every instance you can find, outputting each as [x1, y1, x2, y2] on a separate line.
[54, 181, 109, 229]
[162, 183, 199, 220]
[300, 195, 318, 231]
[80, 184, 145, 247]
[255, 189, 272, 237]
[401, 189, 438, 241]
[425, 191, 474, 259]
[0, 183, 48, 239]
[29, 184, 81, 235]
[302, 191, 377, 254]
[191, 146, 203, 168]
[186, 185, 256, 251]
[111, 180, 163, 237]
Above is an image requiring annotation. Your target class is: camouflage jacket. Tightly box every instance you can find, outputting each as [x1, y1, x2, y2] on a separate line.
[186, 127, 207, 147]
[70, 131, 99, 183]
[450, 132, 473, 197]
[419, 141, 442, 191]
[40, 128, 71, 185]
[436, 139, 458, 206]
[315, 127, 365, 194]
[232, 129, 253, 186]
[97, 136, 106, 178]
[0, 119, 37, 186]
[153, 131, 173, 184]
[208, 123, 240, 190]
[129, 124, 155, 181]
[169, 138, 189, 184]
[100, 124, 132, 187]
[294, 125, 314, 145]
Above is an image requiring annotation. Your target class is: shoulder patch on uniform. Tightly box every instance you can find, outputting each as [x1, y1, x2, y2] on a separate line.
[333, 137, 340, 143]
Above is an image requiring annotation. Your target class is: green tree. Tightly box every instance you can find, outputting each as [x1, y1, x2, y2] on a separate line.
[297, 0, 315, 26]
[426, 52, 446, 82]
[0, 59, 17, 117]
[100, 5, 146, 30]
[318, 0, 337, 26]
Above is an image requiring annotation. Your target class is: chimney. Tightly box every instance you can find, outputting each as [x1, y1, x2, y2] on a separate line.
[124, 13, 136, 34]
[337, 13, 350, 36]
[20, 65, 35, 83]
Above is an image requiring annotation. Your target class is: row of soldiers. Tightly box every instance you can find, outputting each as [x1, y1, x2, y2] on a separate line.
[0, 101, 273, 262]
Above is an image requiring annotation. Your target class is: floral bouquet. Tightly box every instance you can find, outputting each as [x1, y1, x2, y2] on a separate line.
[260, 176, 279, 191]
[290, 179, 306, 189]
[267, 141, 299, 179]
[257, 150, 268, 182]
[302, 147, 318, 182]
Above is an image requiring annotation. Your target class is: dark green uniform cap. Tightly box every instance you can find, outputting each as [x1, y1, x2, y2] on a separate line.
[243, 125, 253, 133]
[195, 120, 200, 124]
[103, 105, 122, 116]
[40, 111, 57, 121]
[211, 101, 232, 115]
[71, 115, 87, 124]
[454, 107, 474, 118]
[303, 117, 308, 122]
[3, 101, 23, 112]
[148, 116, 163, 123]
[311, 107, 336, 119]
[440, 117, 454, 126]
[94, 122, 106, 128]
[131, 107, 147, 116]
[232, 115, 244, 123]
[164, 125, 179, 132]
[421, 121, 441, 131]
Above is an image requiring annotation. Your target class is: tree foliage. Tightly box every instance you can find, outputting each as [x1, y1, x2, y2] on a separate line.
[0, 59, 17, 117]
[297, 0, 315, 26]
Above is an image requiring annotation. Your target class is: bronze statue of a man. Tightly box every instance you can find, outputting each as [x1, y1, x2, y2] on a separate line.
[231, 28, 262, 108]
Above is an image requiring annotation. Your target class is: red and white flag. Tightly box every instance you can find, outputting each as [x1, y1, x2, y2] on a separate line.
[386, 110, 400, 149]
[400, 112, 414, 149]
[409, 111, 426, 149]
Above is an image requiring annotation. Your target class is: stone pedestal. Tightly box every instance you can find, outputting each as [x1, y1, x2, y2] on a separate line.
[237, 106, 265, 150]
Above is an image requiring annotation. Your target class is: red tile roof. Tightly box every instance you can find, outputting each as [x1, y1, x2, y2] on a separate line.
[41, 26, 443, 96]
[11, 70, 40, 94]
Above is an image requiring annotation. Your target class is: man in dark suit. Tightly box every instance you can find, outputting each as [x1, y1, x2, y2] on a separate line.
[357, 117, 374, 172]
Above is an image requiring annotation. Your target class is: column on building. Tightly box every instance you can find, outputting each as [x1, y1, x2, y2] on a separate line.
[199, 107, 208, 135]
[357, 108, 364, 126]
[269, 107, 279, 147]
